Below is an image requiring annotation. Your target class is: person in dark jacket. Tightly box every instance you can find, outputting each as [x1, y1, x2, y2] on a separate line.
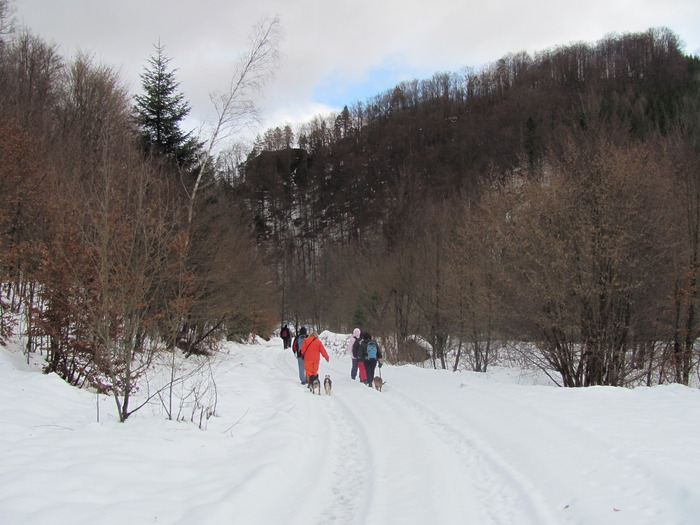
[292, 327, 308, 384]
[280, 324, 291, 349]
[356, 331, 368, 383]
[362, 332, 382, 386]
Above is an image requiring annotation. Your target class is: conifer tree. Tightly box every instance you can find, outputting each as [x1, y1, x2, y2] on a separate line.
[134, 42, 200, 170]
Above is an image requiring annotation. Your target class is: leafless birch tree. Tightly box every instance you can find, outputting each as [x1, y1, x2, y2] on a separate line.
[188, 16, 283, 225]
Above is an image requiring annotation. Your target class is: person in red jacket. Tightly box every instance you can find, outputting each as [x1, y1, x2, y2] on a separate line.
[301, 331, 330, 385]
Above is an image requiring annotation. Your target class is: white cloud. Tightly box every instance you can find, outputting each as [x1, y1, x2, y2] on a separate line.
[13, 0, 700, 146]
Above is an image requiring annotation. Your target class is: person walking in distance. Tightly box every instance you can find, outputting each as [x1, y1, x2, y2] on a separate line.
[292, 327, 308, 385]
[280, 324, 291, 349]
[362, 332, 382, 386]
[347, 328, 361, 380]
[356, 331, 368, 384]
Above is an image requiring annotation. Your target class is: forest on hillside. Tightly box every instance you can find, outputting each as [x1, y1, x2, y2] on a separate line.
[1, 0, 699, 400]
[239, 27, 700, 387]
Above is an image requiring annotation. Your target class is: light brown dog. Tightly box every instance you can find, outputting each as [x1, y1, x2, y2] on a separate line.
[373, 376, 385, 392]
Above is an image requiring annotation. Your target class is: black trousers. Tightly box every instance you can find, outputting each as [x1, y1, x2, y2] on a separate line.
[365, 358, 377, 382]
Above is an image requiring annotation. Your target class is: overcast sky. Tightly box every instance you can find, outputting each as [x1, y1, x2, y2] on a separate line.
[12, 0, 700, 146]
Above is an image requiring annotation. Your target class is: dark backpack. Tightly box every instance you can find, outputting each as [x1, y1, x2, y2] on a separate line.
[293, 334, 307, 357]
[357, 340, 368, 359]
[366, 340, 378, 359]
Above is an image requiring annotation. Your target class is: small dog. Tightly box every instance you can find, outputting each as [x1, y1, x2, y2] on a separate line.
[309, 375, 321, 395]
[373, 376, 385, 392]
[324, 375, 332, 395]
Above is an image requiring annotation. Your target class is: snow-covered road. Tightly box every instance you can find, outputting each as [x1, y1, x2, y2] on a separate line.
[1, 333, 699, 525]
[314, 351, 557, 525]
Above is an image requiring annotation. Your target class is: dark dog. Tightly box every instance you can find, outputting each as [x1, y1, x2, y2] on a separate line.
[323, 375, 332, 395]
[309, 375, 321, 395]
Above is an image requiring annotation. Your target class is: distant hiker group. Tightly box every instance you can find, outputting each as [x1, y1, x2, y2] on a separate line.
[347, 327, 382, 386]
[281, 324, 383, 392]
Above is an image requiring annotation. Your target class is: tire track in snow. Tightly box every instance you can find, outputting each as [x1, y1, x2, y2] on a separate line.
[268, 347, 374, 525]
[329, 380, 486, 523]
[302, 351, 378, 523]
[315, 394, 374, 525]
[386, 383, 559, 525]
[321, 356, 486, 523]
[221, 343, 351, 524]
[481, 383, 690, 522]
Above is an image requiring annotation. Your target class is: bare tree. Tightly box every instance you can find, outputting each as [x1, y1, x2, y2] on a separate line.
[486, 126, 676, 386]
[448, 197, 504, 372]
[70, 133, 187, 422]
[665, 136, 700, 385]
[413, 197, 455, 370]
[188, 16, 283, 225]
[0, 0, 14, 43]
[0, 121, 41, 342]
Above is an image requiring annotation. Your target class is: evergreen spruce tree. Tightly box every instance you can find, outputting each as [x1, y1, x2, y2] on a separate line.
[134, 42, 200, 170]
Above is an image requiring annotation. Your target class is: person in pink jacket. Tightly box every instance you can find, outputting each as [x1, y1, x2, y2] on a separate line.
[301, 331, 330, 384]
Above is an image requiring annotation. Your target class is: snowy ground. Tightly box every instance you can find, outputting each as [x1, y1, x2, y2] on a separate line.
[1, 332, 699, 525]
